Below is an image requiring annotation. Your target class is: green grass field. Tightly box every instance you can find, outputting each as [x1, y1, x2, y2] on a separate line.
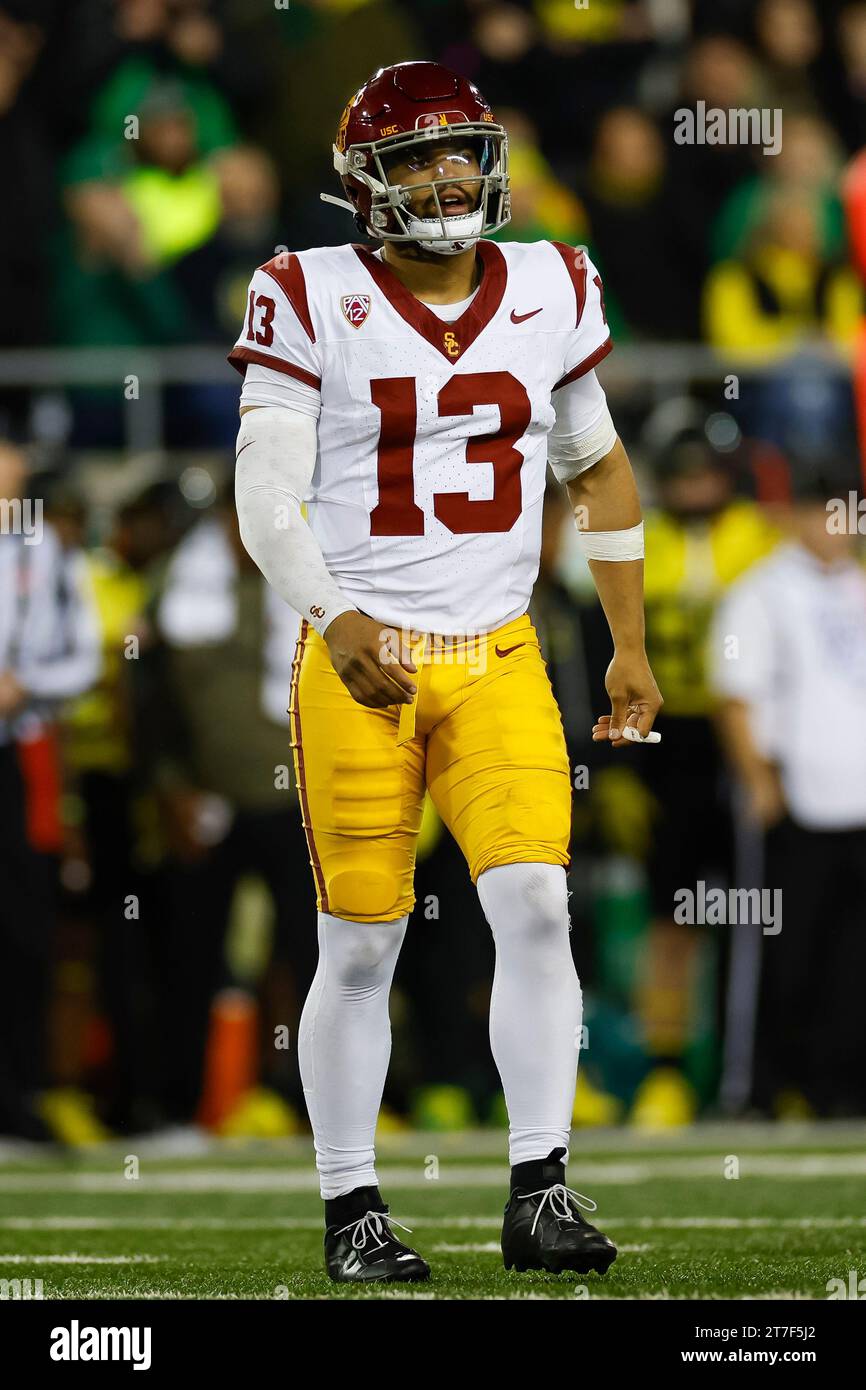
[1, 1123, 865, 1300]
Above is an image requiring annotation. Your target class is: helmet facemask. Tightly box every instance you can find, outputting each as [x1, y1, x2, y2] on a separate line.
[334, 124, 510, 255]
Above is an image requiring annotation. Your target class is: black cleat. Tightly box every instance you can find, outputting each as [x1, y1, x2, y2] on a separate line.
[502, 1181, 617, 1276]
[325, 1208, 431, 1284]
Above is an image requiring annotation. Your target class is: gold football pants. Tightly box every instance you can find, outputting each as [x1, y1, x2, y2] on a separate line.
[289, 613, 572, 922]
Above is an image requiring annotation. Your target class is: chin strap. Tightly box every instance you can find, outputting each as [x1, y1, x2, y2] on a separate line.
[404, 208, 484, 255]
[320, 192, 357, 214]
[321, 192, 481, 253]
[320, 193, 370, 239]
[419, 237, 480, 256]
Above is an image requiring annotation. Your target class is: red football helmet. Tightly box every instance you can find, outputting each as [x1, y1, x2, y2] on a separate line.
[322, 61, 510, 255]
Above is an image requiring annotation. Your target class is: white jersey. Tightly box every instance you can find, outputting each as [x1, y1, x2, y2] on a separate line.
[229, 239, 611, 635]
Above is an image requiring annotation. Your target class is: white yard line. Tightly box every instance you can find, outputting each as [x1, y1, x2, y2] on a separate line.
[0, 1254, 166, 1264]
[37, 1288, 266, 1300]
[430, 1241, 501, 1254]
[0, 1153, 864, 1192]
[3, 1122, 866, 1169]
[1, 1215, 863, 1232]
[622, 1216, 866, 1229]
[33, 1288, 823, 1302]
[430, 1241, 652, 1254]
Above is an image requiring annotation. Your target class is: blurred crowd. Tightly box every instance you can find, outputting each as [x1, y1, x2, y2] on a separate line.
[3, 3, 866, 368]
[2, 0, 866, 1145]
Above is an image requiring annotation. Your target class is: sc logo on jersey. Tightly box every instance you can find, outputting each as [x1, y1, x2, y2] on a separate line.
[341, 294, 371, 328]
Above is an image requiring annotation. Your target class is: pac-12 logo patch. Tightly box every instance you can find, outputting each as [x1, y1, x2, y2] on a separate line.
[341, 294, 371, 328]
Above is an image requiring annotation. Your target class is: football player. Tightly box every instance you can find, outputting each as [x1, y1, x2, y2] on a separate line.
[231, 61, 662, 1283]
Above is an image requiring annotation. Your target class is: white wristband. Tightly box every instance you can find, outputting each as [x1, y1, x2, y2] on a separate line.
[576, 520, 644, 561]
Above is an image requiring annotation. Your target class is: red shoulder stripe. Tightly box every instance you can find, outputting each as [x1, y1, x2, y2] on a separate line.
[227, 346, 321, 390]
[551, 241, 587, 328]
[552, 337, 613, 391]
[261, 253, 316, 344]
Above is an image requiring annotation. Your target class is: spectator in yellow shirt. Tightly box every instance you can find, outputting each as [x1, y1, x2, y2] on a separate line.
[704, 190, 862, 357]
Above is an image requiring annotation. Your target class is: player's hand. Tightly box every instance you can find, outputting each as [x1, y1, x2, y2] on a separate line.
[324, 611, 418, 709]
[0, 670, 27, 717]
[744, 764, 786, 829]
[593, 649, 663, 748]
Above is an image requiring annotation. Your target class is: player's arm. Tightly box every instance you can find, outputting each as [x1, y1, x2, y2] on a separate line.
[231, 261, 417, 709]
[234, 402, 417, 708]
[715, 699, 785, 827]
[549, 370, 662, 747]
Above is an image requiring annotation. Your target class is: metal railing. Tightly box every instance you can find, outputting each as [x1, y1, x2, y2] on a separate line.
[0, 340, 852, 453]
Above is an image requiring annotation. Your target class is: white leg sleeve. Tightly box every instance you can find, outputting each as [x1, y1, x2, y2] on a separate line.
[298, 911, 407, 1199]
[477, 863, 581, 1166]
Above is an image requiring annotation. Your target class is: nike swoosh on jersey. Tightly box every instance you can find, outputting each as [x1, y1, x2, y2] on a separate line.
[510, 308, 542, 323]
[495, 642, 528, 657]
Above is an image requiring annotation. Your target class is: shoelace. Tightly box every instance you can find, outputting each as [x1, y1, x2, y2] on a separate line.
[518, 1183, 598, 1238]
[336, 1209, 413, 1254]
